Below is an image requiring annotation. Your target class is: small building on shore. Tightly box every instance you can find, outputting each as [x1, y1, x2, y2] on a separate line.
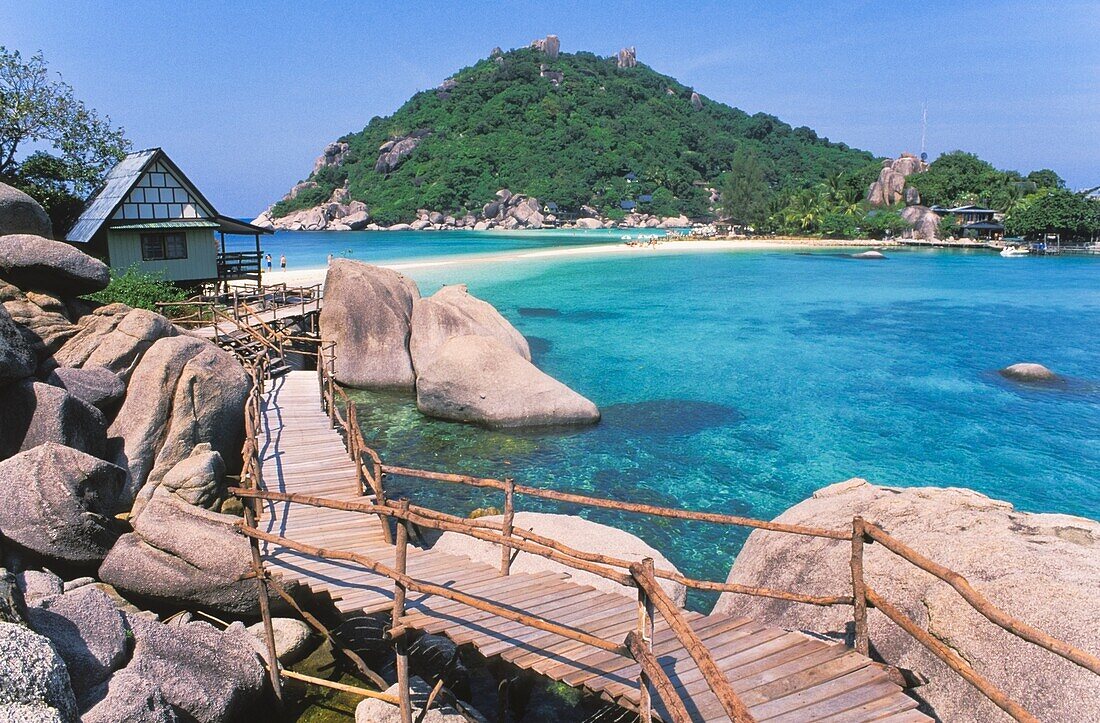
[66, 148, 270, 287]
[931, 205, 1005, 240]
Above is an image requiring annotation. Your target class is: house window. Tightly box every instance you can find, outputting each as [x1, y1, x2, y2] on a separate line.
[140, 232, 188, 261]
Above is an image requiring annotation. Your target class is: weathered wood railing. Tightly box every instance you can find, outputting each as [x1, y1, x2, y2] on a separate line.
[231, 336, 1099, 722]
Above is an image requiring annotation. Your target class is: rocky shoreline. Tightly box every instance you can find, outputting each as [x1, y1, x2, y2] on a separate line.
[253, 185, 690, 233]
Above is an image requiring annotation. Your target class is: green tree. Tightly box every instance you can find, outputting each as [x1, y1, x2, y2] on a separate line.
[1004, 190, 1100, 240]
[862, 209, 910, 239]
[719, 149, 772, 228]
[906, 150, 1025, 210]
[1026, 169, 1064, 190]
[0, 47, 130, 232]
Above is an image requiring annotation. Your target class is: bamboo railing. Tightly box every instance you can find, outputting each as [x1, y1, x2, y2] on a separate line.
[226, 328, 1098, 722]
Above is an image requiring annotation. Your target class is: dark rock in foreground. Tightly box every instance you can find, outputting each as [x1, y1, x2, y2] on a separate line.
[121, 614, 265, 723]
[0, 234, 110, 295]
[0, 380, 108, 459]
[999, 362, 1057, 382]
[0, 620, 78, 722]
[27, 586, 129, 705]
[99, 493, 259, 617]
[0, 443, 123, 568]
[43, 366, 126, 417]
[0, 305, 36, 384]
[416, 335, 599, 428]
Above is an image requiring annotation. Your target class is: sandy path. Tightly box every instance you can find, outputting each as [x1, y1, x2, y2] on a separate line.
[244, 237, 890, 289]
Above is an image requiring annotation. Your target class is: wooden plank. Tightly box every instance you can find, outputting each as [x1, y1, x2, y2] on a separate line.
[811, 691, 920, 722]
[476, 593, 632, 659]
[746, 665, 888, 720]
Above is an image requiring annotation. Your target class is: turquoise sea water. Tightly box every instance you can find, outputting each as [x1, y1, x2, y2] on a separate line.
[258, 231, 1100, 609]
[225, 227, 650, 271]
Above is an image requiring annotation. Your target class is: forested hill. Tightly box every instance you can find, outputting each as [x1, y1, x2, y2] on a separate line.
[271, 43, 879, 224]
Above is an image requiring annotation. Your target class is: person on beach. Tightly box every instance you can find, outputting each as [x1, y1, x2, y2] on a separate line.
[328, 253, 334, 265]
[280, 254, 287, 271]
[265, 253, 272, 272]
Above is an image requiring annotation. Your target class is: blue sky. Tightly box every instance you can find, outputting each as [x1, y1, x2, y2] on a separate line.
[4, 1, 1097, 215]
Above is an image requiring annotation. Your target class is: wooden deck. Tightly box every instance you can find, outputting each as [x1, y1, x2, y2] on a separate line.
[192, 301, 319, 340]
[256, 371, 928, 722]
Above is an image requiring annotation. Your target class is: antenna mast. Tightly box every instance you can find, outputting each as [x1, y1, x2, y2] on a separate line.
[920, 103, 928, 162]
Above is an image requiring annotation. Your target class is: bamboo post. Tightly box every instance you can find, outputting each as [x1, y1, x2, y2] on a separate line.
[637, 557, 655, 723]
[243, 498, 282, 703]
[624, 631, 692, 723]
[393, 499, 412, 723]
[851, 517, 870, 656]
[500, 478, 515, 575]
[630, 561, 756, 723]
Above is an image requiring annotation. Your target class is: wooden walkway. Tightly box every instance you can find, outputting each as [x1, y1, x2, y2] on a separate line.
[256, 371, 928, 722]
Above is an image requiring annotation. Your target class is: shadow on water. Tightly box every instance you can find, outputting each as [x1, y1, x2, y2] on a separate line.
[518, 307, 562, 318]
[518, 307, 622, 321]
[600, 399, 744, 438]
[525, 336, 552, 362]
[984, 370, 1100, 399]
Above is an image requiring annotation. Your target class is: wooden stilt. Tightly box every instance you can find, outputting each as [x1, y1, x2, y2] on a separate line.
[393, 498, 412, 723]
[500, 478, 515, 575]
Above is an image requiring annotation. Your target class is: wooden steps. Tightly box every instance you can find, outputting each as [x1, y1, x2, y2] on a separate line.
[257, 371, 928, 722]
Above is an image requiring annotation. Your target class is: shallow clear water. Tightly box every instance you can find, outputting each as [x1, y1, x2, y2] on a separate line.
[225, 227, 649, 271]
[278, 233, 1099, 609]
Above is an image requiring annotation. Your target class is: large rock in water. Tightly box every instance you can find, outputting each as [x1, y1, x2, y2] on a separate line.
[415, 335, 599, 428]
[0, 381, 108, 459]
[433, 512, 686, 606]
[108, 335, 247, 507]
[999, 362, 1057, 382]
[0, 621, 78, 723]
[53, 304, 177, 381]
[713, 479, 1100, 723]
[0, 182, 53, 238]
[320, 259, 420, 389]
[98, 492, 259, 616]
[0, 234, 109, 295]
[410, 284, 530, 373]
[26, 586, 129, 705]
[0, 444, 123, 568]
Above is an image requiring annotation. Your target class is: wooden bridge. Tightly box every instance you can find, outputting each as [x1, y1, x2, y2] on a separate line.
[247, 370, 927, 722]
[162, 285, 1097, 722]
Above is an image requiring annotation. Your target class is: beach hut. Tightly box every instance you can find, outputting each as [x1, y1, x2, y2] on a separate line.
[620, 200, 637, 211]
[66, 148, 270, 287]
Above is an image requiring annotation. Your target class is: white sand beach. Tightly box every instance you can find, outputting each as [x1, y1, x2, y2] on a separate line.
[252, 237, 893, 289]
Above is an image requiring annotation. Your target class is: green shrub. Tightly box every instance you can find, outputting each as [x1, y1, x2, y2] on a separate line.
[87, 265, 188, 312]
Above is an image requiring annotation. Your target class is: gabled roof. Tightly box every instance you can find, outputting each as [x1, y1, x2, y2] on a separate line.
[66, 148, 242, 243]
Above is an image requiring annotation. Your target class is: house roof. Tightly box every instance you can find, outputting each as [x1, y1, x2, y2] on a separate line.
[946, 205, 997, 213]
[67, 149, 161, 243]
[111, 219, 222, 231]
[66, 148, 267, 242]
